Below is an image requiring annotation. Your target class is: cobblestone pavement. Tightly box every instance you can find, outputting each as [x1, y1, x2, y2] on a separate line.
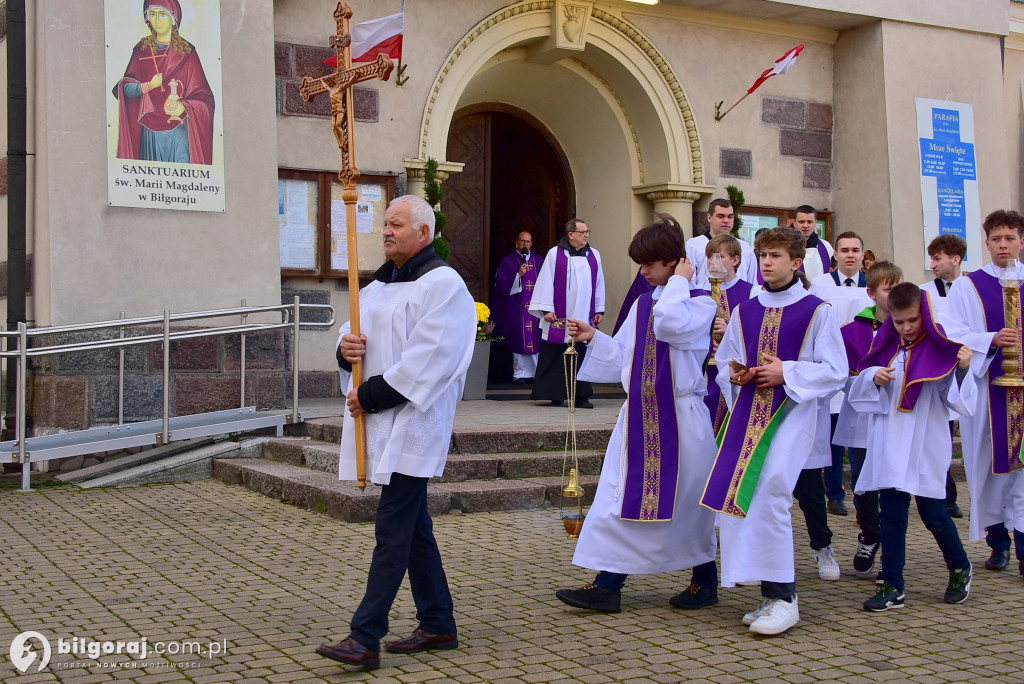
[1, 478, 1023, 683]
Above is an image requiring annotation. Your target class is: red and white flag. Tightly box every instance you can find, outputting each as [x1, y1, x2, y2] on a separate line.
[324, 11, 404, 67]
[746, 44, 804, 94]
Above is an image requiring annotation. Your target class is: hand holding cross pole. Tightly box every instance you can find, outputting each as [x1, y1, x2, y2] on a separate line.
[299, 1, 394, 489]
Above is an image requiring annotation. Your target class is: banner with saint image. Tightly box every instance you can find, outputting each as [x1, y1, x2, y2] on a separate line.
[104, 0, 225, 211]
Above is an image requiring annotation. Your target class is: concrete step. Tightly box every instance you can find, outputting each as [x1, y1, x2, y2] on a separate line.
[213, 457, 591, 521]
[290, 417, 614, 455]
[260, 437, 605, 481]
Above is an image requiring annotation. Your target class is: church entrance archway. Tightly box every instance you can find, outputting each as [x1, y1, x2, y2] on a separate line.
[442, 106, 574, 306]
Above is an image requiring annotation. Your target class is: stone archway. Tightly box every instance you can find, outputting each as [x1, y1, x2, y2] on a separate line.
[405, 1, 715, 323]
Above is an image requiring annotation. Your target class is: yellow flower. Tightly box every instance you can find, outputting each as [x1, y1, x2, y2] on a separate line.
[475, 302, 490, 324]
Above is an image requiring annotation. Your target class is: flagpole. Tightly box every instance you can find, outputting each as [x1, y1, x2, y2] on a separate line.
[715, 92, 751, 122]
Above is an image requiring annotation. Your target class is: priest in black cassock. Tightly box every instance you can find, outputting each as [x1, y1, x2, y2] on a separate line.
[529, 218, 605, 408]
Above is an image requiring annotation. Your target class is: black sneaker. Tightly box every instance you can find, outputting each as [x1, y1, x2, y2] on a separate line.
[946, 503, 963, 518]
[827, 499, 848, 516]
[875, 570, 884, 585]
[1019, 559, 1024, 577]
[985, 549, 1010, 570]
[853, 534, 879, 576]
[864, 584, 905, 612]
[555, 583, 621, 613]
[669, 583, 718, 610]
[944, 562, 973, 604]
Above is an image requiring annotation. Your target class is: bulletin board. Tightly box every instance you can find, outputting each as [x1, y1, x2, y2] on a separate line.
[328, 176, 395, 277]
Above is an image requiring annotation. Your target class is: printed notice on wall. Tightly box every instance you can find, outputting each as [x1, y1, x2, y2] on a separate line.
[916, 98, 980, 268]
[104, 0, 226, 212]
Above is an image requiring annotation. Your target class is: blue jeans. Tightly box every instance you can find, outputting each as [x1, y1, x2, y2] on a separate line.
[849, 448, 879, 544]
[824, 413, 846, 502]
[985, 523, 1024, 559]
[350, 473, 456, 650]
[878, 489, 968, 593]
[595, 561, 718, 592]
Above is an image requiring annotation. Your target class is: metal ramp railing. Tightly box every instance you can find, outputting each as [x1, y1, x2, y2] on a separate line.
[0, 297, 336, 491]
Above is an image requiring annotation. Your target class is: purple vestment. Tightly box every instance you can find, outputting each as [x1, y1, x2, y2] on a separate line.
[548, 248, 599, 344]
[701, 294, 825, 517]
[620, 292, 681, 521]
[857, 290, 961, 412]
[613, 268, 654, 335]
[493, 250, 544, 355]
[965, 271, 1024, 475]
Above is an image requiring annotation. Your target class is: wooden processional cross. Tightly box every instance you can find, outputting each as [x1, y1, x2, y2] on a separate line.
[299, 1, 395, 489]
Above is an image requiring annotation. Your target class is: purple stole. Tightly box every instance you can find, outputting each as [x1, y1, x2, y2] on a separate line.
[966, 271, 1024, 475]
[548, 247, 599, 344]
[613, 268, 654, 335]
[701, 294, 825, 517]
[621, 292, 680, 521]
[841, 318, 877, 374]
[856, 291, 961, 412]
[798, 239, 831, 275]
[704, 280, 756, 434]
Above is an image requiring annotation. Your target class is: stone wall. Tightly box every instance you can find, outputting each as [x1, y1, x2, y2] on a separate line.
[761, 96, 834, 192]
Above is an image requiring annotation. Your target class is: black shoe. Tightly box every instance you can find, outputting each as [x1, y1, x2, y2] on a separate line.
[384, 629, 458, 654]
[575, 400, 594, 409]
[853, 534, 879, 576]
[316, 637, 380, 670]
[555, 583, 621, 613]
[946, 503, 963, 518]
[1019, 559, 1023, 578]
[827, 499, 848, 516]
[875, 570, 884, 585]
[985, 549, 1010, 571]
[549, 400, 564, 407]
[669, 583, 718, 610]
[944, 562, 972, 604]
[863, 584, 905, 612]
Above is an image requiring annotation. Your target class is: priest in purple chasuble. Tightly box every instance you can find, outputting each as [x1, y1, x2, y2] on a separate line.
[705, 227, 846, 636]
[492, 232, 544, 381]
[553, 215, 720, 614]
[942, 210, 1024, 564]
[529, 219, 605, 407]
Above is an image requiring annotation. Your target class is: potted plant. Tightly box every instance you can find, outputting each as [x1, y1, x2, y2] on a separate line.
[463, 302, 500, 400]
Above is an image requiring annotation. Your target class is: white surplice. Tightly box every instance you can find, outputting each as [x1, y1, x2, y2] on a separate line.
[713, 283, 847, 586]
[571, 275, 719, 574]
[529, 245, 605, 340]
[850, 356, 977, 499]
[801, 238, 835, 280]
[336, 267, 477, 485]
[686, 234, 758, 290]
[920, 275, 959, 321]
[942, 262, 1024, 540]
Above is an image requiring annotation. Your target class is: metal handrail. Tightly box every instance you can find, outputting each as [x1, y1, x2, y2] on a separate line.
[6, 297, 337, 491]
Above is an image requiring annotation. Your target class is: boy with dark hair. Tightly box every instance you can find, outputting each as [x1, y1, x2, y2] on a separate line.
[920, 233, 969, 519]
[703, 234, 760, 433]
[850, 283, 976, 610]
[555, 214, 721, 613]
[834, 261, 902, 578]
[705, 226, 846, 635]
[945, 209, 1024, 577]
[686, 198, 759, 288]
[792, 205, 833, 279]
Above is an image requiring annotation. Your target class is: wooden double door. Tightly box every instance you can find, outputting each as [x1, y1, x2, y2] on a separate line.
[442, 108, 574, 305]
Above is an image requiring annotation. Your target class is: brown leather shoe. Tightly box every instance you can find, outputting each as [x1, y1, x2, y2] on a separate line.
[315, 637, 380, 669]
[384, 628, 458, 654]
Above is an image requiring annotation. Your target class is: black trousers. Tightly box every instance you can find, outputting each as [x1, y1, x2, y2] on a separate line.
[531, 340, 592, 403]
[792, 468, 833, 550]
[350, 473, 456, 650]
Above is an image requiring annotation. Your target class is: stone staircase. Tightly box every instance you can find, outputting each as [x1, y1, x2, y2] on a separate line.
[213, 417, 611, 522]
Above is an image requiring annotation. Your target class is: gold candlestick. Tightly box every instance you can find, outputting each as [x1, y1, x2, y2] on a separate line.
[994, 277, 1024, 387]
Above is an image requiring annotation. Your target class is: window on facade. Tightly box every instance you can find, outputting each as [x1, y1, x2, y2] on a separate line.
[736, 206, 833, 245]
[278, 168, 396, 278]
